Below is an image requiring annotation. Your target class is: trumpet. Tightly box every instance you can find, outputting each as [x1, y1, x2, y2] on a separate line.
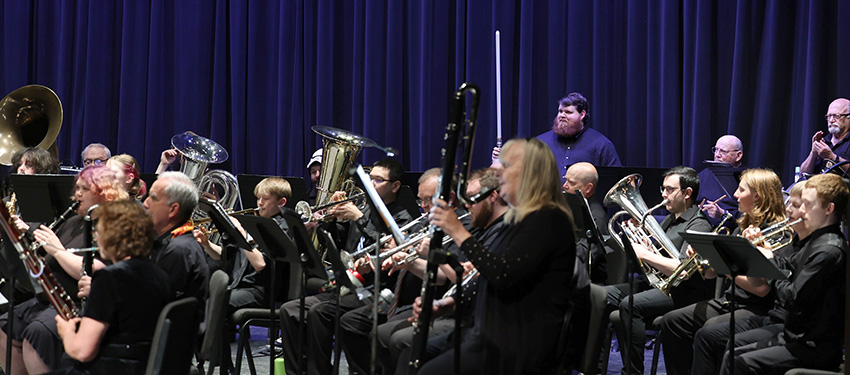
[659, 211, 733, 294]
[341, 213, 430, 266]
[749, 218, 800, 250]
[295, 191, 367, 223]
[380, 229, 455, 268]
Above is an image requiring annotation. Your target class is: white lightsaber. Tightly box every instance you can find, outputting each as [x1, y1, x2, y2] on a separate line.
[495, 30, 503, 148]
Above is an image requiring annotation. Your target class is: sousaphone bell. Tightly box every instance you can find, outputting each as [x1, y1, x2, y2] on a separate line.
[0, 85, 63, 166]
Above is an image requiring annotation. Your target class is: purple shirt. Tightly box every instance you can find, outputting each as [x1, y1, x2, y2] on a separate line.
[536, 127, 622, 176]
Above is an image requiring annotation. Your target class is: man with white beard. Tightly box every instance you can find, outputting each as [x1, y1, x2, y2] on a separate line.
[535, 92, 621, 180]
[801, 98, 850, 174]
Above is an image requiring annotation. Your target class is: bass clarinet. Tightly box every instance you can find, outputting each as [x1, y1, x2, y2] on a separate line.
[0, 202, 78, 319]
[409, 82, 480, 373]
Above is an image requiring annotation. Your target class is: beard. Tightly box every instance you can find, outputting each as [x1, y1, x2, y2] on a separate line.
[471, 201, 493, 228]
[552, 117, 583, 137]
[828, 123, 841, 135]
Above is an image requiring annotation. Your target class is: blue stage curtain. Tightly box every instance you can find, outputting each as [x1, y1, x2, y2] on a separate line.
[1, 0, 848, 184]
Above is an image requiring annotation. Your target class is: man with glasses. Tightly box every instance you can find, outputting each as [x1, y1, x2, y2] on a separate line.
[81, 143, 111, 167]
[801, 98, 850, 174]
[697, 135, 745, 228]
[277, 158, 417, 375]
[604, 166, 713, 375]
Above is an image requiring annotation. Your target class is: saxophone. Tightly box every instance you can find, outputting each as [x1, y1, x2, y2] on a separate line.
[0, 200, 78, 319]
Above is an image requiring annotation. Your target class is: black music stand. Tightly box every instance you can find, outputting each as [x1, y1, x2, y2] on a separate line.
[197, 199, 252, 268]
[9, 174, 75, 223]
[234, 213, 300, 375]
[680, 231, 788, 375]
[279, 208, 328, 374]
[316, 228, 356, 375]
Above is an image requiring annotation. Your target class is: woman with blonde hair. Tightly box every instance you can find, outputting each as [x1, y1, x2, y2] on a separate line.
[734, 168, 786, 232]
[420, 137, 576, 374]
[107, 154, 147, 200]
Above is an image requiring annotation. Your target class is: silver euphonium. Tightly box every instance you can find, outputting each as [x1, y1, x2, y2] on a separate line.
[170, 132, 243, 221]
[604, 174, 682, 295]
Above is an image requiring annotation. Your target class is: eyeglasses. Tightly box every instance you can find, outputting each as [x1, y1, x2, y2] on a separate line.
[416, 197, 434, 207]
[660, 186, 680, 194]
[824, 113, 850, 121]
[711, 147, 740, 155]
[370, 176, 396, 184]
[83, 158, 106, 166]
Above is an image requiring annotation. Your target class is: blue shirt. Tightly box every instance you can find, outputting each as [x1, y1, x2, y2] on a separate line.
[814, 133, 850, 172]
[536, 127, 622, 177]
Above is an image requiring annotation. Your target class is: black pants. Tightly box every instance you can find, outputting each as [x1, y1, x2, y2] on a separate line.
[721, 331, 842, 375]
[660, 298, 763, 375]
[605, 284, 673, 375]
[691, 314, 773, 375]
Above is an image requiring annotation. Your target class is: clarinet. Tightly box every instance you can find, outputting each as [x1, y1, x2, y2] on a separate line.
[0, 201, 78, 319]
[409, 83, 480, 373]
[80, 204, 97, 310]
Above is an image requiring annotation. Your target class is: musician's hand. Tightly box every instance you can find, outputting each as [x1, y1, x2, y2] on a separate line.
[156, 149, 179, 173]
[415, 237, 431, 257]
[55, 316, 81, 340]
[757, 246, 774, 259]
[77, 275, 92, 298]
[329, 201, 363, 222]
[354, 256, 373, 275]
[34, 225, 64, 256]
[631, 241, 653, 261]
[741, 225, 762, 242]
[462, 261, 475, 274]
[702, 266, 718, 279]
[429, 198, 468, 242]
[193, 229, 211, 250]
[490, 146, 503, 168]
[698, 199, 725, 219]
[408, 296, 452, 322]
[13, 216, 29, 232]
[813, 139, 836, 160]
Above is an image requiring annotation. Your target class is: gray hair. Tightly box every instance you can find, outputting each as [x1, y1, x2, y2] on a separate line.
[81, 143, 112, 160]
[158, 171, 199, 222]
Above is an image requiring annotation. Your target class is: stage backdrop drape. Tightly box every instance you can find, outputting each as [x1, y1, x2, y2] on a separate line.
[1, 0, 848, 185]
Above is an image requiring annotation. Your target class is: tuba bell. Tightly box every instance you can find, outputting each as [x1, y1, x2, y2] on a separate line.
[0, 85, 63, 166]
[170, 132, 243, 217]
[296, 126, 375, 222]
[604, 174, 682, 294]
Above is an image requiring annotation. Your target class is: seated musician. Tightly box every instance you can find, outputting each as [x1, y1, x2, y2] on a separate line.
[605, 166, 714, 375]
[685, 180, 808, 375]
[11, 147, 59, 175]
[143, 171, 210, 301]
[697, 135, 745, 228]
[80, 144, 110, 168]
[277, 158, 416, 375]
[195, 177, 291, 312]
[563, 162, 609, 284]
[407, 138, 575, 374]
[660, 168, 787, 375]
[0, 165, 127, 374]
[801, 98, 850, 175]
[106, 154, 147, 201]
[722, 173, 847, 374]
[53, 200, 172, 375]
[380, 167, 508, 374]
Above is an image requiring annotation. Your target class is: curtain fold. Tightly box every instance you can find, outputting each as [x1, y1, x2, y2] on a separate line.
[0, 0, 845, 186]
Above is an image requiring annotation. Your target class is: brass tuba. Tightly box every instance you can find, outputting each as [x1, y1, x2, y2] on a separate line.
[295, 126, 374, 222]
[0, 85, 63, 166]
[604, 174, 682, 295]
[170, 132, 243, 217]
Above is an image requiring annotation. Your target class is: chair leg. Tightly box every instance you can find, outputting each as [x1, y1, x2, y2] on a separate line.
[234, 323, 250, 375]
[600, 325, 612, 375]
[650, 331, 661, 375]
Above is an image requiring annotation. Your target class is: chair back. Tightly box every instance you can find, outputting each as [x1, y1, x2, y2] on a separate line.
[199, 270, 232, 366]
[145, 297, 200, 375]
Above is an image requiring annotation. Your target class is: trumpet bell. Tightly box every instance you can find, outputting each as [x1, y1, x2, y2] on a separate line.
[0, 85, 63, 166]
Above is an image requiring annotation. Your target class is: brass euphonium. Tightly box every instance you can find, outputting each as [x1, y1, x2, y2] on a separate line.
[170, 132, 243, 216]
[604, 174, 683, 295]
[658, 211, 733, 295]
